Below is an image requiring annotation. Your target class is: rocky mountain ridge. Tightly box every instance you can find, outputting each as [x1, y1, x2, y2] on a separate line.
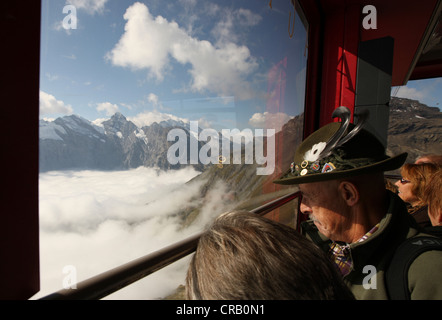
[39, 113, 204, 172]
[387, 97, 442, 163]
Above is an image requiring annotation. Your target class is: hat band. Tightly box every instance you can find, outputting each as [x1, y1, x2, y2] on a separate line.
[290, 149, 388, 177]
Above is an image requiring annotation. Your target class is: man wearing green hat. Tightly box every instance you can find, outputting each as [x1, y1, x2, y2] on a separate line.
[274, 107, 442, 300]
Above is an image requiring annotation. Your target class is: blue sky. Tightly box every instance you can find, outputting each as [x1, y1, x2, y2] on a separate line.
[40, 0, 309, 132]
[392, 78, 442, 110]
[39, 0, 441, 132]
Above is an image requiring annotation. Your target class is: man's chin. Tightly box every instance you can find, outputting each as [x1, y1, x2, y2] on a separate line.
[314, 221, 330, 238]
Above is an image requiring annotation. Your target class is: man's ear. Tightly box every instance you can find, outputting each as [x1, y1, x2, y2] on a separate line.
[338, 181, 359, 206]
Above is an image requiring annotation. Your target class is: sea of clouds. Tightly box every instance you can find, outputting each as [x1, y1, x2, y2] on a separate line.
[33, 166, 235, 300]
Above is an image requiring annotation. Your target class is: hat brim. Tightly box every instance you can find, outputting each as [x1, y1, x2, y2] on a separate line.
[273, 152, 408, 185]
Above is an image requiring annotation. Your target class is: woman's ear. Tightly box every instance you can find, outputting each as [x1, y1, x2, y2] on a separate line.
[338, 181, 359, 207]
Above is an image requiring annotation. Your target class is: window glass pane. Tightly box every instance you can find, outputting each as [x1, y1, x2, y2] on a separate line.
[386, 78, 442, 194]
[389, 79, 442, 166]
[37, 0, 308, 300]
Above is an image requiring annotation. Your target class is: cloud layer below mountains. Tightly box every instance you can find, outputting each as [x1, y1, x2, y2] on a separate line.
[34, 167, 234, 300]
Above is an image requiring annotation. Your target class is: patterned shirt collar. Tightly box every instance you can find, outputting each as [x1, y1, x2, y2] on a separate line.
[329, 223, 380, 277]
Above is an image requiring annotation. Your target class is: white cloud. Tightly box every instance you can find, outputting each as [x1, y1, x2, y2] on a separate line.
[62, 54, 77, 60]
[393, 86, 426, 101]
[53, 20, 72, 34]
[393, 79, 442, 108]
[211, 8, 262, 45]
[92, 107, 190, 128]
[42, 117, 57, 122]
[106, 2, 258, 99]
[45, 73, 59, 81]
[178, 0, 197, 7]
[147, 93, 160, 107]
[128, 110, 189, 128]
[236, 8, 262, 27]
[66, 0, 108, 15]
[96, 102, 120, 116]
[196, 117, 212, 129]
[34, 167, 236, 300]
[91, 118, 107, 128]
[105, 3, 177, 80]
[249, 111, 293, 132]
[39, 91, 74, 116]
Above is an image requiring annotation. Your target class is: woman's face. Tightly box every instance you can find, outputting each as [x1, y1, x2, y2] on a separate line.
[395, 177, 419, 205]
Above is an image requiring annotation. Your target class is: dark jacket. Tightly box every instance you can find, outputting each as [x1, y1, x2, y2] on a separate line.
[409, 205, 431, 228]
[424, 225, 442, 238]
[302, 191, 442, 300]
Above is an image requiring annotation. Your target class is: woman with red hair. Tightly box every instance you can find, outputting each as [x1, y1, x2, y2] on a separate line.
[395, 163, 439, 228]
[422, 168, 442, 232]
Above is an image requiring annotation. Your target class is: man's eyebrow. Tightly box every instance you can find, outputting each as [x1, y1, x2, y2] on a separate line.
[299, 189, 310, 197]
[300, 189, 318, 198]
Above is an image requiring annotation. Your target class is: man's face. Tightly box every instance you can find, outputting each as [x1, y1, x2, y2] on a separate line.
[299, 181, 351, 242]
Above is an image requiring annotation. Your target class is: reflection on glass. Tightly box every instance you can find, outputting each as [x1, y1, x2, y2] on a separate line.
[37, 0, 308, 300]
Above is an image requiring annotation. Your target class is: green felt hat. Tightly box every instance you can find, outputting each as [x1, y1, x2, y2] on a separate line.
[273, 107, 407, 185]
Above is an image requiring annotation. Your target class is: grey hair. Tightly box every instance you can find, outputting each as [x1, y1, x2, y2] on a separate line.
[186, 210, 354, 300]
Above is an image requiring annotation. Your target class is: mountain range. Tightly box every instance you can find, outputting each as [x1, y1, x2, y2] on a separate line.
[39, 113, 205, 172]
[39, 97, 441, 175]
[387, 97, 442, 163]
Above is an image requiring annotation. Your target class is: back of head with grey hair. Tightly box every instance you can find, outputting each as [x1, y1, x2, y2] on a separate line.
[186, 210, 354, 300]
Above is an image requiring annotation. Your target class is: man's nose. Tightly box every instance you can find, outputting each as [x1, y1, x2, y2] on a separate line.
[299, 201, 311, 216]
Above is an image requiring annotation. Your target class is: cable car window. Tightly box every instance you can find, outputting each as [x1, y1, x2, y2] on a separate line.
[389, 78, 442, 166]
[37, 0, 308, 299]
